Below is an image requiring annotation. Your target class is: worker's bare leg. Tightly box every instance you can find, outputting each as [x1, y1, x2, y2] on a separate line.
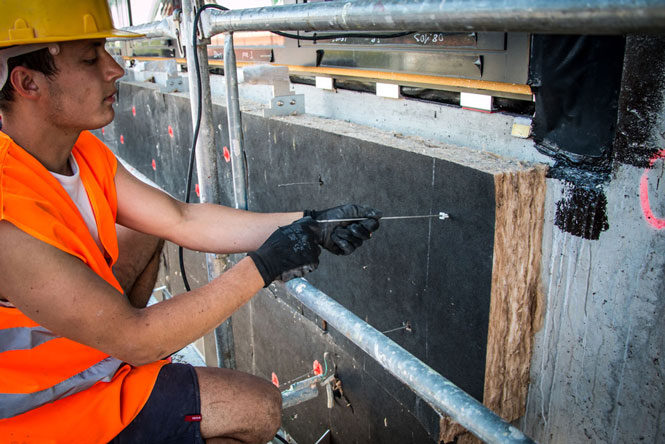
[113, 224, 165, 308]
[196, 367, 282, 444]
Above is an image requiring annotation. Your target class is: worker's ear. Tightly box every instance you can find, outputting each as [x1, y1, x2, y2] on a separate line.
[8, 67, 43, 101]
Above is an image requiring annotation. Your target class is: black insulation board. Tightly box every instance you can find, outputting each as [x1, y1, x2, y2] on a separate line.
[100, 82, 497, 443]
[242, 115, 495, 400]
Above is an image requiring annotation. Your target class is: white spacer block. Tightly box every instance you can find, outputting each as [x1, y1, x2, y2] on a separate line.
[376, 82, 401, 99]
[460, 92, 493, 111]
[315, 76, 335, 91]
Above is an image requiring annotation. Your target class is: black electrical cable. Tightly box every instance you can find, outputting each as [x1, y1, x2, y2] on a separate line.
[175, 10, 409, 438]
[179, 4, 229, 292]
[177, 16, 303, 426]
[178, 5, 412, 291]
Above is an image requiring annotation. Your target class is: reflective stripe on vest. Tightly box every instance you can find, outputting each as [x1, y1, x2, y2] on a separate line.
[0, 324, 123, 419]
[0, 325, 58, 353]
[0, 356, 123, 419]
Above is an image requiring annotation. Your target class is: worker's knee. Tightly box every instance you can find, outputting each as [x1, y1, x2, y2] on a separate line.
[243, 377, 282, 443]
[196, 367, 282, 443]
[258, 382, 282, 441]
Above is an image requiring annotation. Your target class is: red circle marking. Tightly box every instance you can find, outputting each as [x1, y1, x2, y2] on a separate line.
[101, 128, 105, 135]
[195, 184, 200, 197]
[168, 125, 174, 138]
[313, 360, 323, 376]
[151, 159, 156, 171]
[271, 372, 279, 387]
[132, 106, 136, 116]
[120, 135, 124, 145]
[640, 149, 665, 230]
[223, 146, 231, 163]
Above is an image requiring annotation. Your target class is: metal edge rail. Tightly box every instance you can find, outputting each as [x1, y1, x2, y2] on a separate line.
[203, 0, 665, 36]
[285, 278, 536, 444]
[122, 56, 535, 99]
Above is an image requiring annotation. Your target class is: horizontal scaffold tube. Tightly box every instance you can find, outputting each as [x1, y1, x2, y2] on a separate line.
[285, 278, 535, 444]
[124, 16, 178, 39]
[204, 0, 665, 36]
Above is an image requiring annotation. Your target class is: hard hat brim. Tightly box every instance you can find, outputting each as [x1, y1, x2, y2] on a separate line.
[0, 28, 145, 48]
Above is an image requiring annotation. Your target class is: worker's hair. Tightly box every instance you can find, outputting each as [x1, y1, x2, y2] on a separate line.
[0, 48, 59, 112]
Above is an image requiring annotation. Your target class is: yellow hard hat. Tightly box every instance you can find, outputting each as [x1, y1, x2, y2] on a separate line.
[0, 0, 144, 48]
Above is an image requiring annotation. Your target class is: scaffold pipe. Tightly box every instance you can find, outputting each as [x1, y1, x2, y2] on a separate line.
[124, 1, 665, 43]
[203, 0, 665, 36]
[123, 16, 177, 39]
[285, 278, 536, 444]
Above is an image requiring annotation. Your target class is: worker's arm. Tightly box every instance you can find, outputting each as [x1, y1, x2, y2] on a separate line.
[114, 162, 382, 256]
[114, 162, 302, 254]
[0, 217, 319, 366]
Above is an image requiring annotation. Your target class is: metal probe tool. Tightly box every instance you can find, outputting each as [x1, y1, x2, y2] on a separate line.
[316, 212, 449, 223]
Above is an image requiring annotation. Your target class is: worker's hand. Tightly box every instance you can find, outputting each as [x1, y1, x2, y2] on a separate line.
[248, 217, 322, 287]
[304, 204, 382, 255]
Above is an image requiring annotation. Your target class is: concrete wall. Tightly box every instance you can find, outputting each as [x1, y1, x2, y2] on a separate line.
[520, 36, 665, 443]
[107, 35, 665, 443]
[522, 168, 665, 443]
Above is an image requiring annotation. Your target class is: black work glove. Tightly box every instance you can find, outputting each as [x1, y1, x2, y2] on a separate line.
[248, 217, 322, 287]
[304, 204, 382, 255]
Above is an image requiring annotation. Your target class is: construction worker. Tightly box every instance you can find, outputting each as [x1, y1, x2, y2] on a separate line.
[0, 1, 381, 443]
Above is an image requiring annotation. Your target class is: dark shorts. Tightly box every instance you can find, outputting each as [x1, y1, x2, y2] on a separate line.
[109, 363, 204, 444]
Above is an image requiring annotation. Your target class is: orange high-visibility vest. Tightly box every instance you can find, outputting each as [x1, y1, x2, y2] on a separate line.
[0, 130, 167, 443]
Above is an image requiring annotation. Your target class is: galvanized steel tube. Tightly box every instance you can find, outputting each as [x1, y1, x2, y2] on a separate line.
[223, 33, 248, 211]
[181, 0, 235, 369]
[204, 0, 665, 36]
[285, 278, 536, 444]
[282, 384, 320, 409]
[220, 36, 249, 369]
[123, 17, 177, 39]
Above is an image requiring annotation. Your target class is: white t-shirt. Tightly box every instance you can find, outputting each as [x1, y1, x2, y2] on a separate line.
[50, 156, 103, 251]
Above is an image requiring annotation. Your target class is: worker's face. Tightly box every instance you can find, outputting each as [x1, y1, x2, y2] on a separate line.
[42, 39, 125, 131]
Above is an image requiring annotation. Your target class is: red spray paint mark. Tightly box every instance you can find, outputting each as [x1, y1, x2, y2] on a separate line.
[640, 149, 665, 230]
[151, 159, 157, 171]
[101, 128, 105, 135]
[195, 183, 200, 197]
[120, 135, 124, 145]
[184, 414, 202, 422]
[168, 125, 174, 138]
[271, 372, 279, 387]
[313, 360, 323, 376]
[223, 146, 231, 163]
[132, 106, 136, 116]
